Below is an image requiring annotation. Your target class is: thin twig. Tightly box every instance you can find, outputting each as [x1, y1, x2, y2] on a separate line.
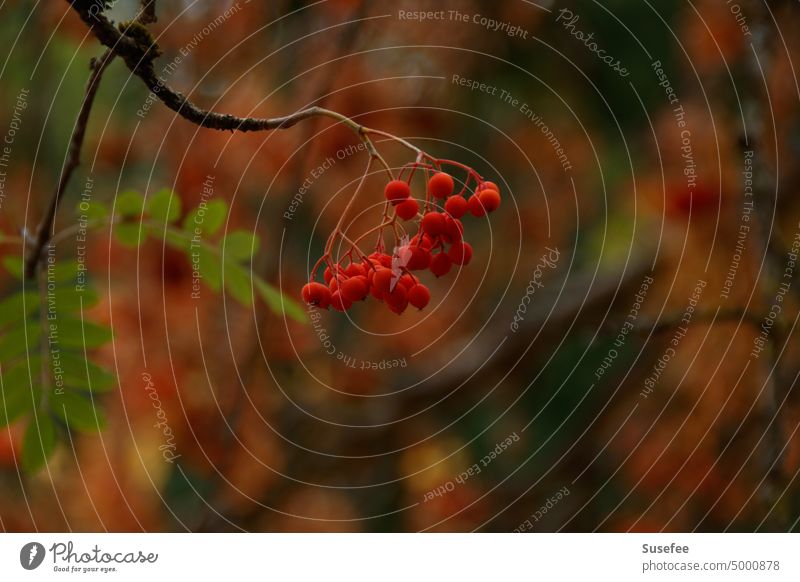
[23, 49, 115, 279]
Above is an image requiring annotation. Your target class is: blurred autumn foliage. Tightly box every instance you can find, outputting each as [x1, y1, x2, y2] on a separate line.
[0, 0, 799, 532]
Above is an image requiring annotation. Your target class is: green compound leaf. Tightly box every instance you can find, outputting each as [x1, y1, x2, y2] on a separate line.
[50, 390, 106, 432]
[183, 198, 227, 236]
[22, 413, 56, 472]
[222, 231, 259, 262]
[55, 318, 112, 349]
[115, 190, 146, 218]
[147, 188, 181, 224]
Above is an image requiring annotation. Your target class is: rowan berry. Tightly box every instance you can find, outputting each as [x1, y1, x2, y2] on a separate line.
[341, 276, 369, 302]
[395, 197, 419, 220]
[421, 211, 447, 237]
[410, 234, 433, 250]
[430, 252, 452, 277]
[478, 189, 501, 213]
[467, 194, 486, 217]
[323, 266, 334, 284]
[384, 179, 411, 204]
[388, 300, 408, 315]
[377, 253, 393, 268]
[344, 263, 366, 278]
[372, 268, 394, 294]
[444, 216, 464, 242]
[479, 181, 500, 193]
[330, 290, 352, 312]
[385, 284, 408, 311]
[408, 284, 431, 310]
[448, 241, 473, 265]
[406, 246, 431, 270]
[302, 282, 332, 309]
[399, 274, 416, 291]
[444, 195, 467, 218]
[427, 172, 454, 199]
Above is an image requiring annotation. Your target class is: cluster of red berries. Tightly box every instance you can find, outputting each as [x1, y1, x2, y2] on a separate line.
[302, 163, 501, 315]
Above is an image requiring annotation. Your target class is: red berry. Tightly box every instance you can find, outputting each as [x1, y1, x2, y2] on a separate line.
[301, 282, 331, 309]
[385, 179, 411, 204]
[323, 266, 333, 284]
[341, 276, 369, 302]
[430, 252, 452, 277]
[399, 274, 415, 291]
[479, 181, 500, 194]
[328, 277, 340, 294]
[467, 195, 486, 217]
[421, 211, 447, 237]
[406, 246, 431, 270]
[372, 268, 393, 294]
[444, 216, 464, 242]
[427, 172, 454, 199]
[344, 263, 366, 278]
[330, 290, 352, 312]
[478, 189, 501, 213]
[411, 234, 433, 250]
[445, 195, 467, 218]
[385, 284, 408, 310]
[387, 300, 408, 315]
[395, 198, 419, 220]
[408, 284, 431, 309]
[448, 241, 473, 265]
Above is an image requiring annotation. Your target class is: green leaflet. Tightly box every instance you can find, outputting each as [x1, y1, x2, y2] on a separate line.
[183, 198, 227, 236]
[224, 261, 253, 307]
[196, 246, 221, 292]
[115, 190, 146, 217]
[0, 324, 40, 361]
[114, 222, 145, 247]
[254, 278, 306, 324]
[55, 352, 115, 392]
[50, 390, 106, 432]
[0, 291, 39, 328]
[54, 318, 112, 349]
[3, 256, 23, 279]
[222, 231, 259, 261]
[0, 360, 40, 429]
[47, 259, 83, 282]
[147, 188, 181, 224]
[22, 413, 56, 472]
